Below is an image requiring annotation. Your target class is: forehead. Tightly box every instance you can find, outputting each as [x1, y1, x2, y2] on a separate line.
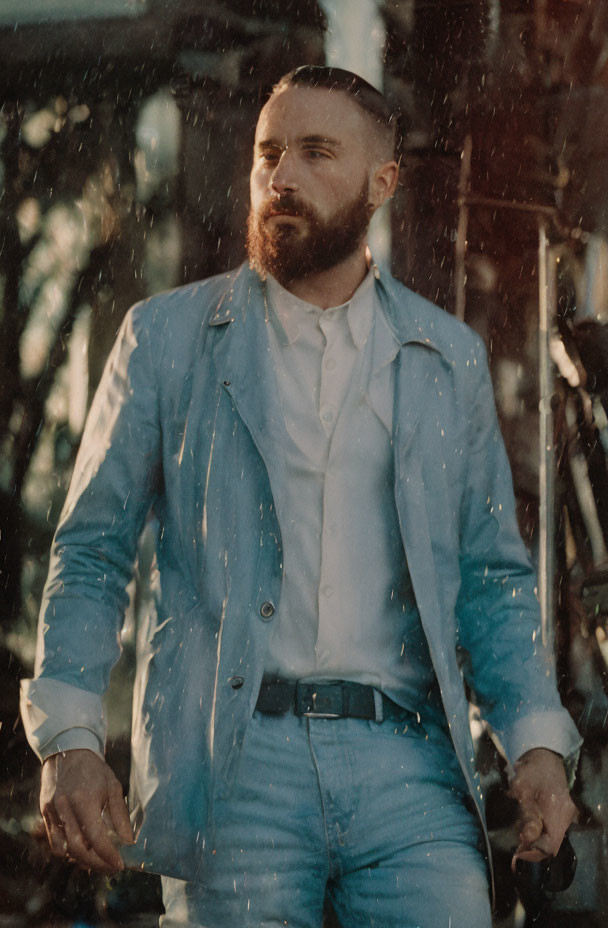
[255, 85, 368, 147]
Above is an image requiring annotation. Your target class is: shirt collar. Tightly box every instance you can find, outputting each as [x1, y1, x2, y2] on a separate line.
[265, 275, 321, 346]
[265, 265, 378, 349]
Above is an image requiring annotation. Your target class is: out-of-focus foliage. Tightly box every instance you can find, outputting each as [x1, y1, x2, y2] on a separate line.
[0, 4, 326, 923]
[0, 0, 326, 655]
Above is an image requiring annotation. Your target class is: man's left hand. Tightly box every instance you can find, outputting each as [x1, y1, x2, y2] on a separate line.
[508, 747, 577, 866]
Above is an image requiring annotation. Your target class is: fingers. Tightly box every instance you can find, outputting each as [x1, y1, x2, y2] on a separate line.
[41, 791, 127, 872]
[39, 750, 134, 873]
[509, 748, 578, 866]
[510, 803, 564, 873]
[74, 792, 128, 872]
[531, 790, 576, 852]
[511, 790, 577, 863]
[509, 777, 543, 848]
[516, 795, 544, 844]
[42, 807, 69, 858]
[513, 839, 555, 867]
[56, 794, 121, 873]
[511, 842, 553, 872]
[548, 791, 578, 837]
[105, 777, 135, 846]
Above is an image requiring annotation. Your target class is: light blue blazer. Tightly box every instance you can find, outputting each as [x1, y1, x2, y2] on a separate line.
[21, 262, 579, 880]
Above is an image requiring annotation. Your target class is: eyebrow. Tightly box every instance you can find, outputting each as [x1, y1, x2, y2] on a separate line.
[300, 134, 343, 149]
[256, 135, 344, 151]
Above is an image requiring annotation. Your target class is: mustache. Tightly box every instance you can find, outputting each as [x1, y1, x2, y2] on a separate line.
[259, 195, 315, 222]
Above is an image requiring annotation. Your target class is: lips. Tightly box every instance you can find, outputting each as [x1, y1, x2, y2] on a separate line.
[266, 206, 301, 218]
[262, 196, 307, 221]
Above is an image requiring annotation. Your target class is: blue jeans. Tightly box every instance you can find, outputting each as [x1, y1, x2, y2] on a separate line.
[160, 710, 491, 928]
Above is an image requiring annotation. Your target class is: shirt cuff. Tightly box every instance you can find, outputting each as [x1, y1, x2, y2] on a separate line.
[20, 677, 107, 763]
[500, 709, 583, 776]
[39, 727, 105, 762]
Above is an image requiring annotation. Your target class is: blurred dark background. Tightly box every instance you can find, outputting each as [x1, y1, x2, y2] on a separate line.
[2, 1, 608, 926]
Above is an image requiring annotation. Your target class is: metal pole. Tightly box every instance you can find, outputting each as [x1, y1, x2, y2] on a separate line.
[318, 0, 391, 265]
[538, 222, 556, 650]
[455, 134, 472, 321]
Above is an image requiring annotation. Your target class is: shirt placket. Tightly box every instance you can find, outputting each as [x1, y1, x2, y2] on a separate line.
[315, 310, 355, 669]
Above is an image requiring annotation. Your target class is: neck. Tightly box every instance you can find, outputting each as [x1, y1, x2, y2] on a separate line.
[282, 244, 369, 310]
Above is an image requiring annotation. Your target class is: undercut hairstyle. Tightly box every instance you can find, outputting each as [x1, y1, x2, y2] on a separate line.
[272, 65, 399, 162]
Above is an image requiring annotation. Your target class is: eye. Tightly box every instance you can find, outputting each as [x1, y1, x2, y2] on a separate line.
[259, 150, 280, 164]
[304, 149, 329, 160]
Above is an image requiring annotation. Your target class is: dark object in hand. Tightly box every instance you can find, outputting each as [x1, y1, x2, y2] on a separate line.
[514, 833, 577, 895]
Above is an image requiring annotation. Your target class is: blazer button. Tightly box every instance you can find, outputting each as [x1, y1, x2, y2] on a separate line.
[259, 601, 275, 620]
[230, 675, 244, 689]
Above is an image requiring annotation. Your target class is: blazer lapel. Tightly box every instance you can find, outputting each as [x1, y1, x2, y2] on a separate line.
[392, 341, 438, 453]
[381, 274, 453, 643]
[209, 266, 293, 465]
[171, 267, 286, 579]
[361, 301, 399, 435]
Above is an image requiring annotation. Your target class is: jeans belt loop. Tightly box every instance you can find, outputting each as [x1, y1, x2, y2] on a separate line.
[373, 689, 384, 722]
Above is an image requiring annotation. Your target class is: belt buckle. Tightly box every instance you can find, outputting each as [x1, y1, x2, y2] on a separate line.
[296, 682, 342, 719]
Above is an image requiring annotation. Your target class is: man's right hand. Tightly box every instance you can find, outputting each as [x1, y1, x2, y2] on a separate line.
[40, 748, 134, 874]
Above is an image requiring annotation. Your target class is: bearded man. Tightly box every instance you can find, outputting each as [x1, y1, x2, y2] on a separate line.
[21, 66, 580, 928]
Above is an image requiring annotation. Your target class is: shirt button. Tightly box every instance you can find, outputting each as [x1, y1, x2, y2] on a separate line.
[321, 407, 334, 423]
[230, 675, 244, 689]
[259, 601, 275, 620]
[321, 585, 334, 598]
[325, 358, 336, 371]
[328, 523, 338, 537]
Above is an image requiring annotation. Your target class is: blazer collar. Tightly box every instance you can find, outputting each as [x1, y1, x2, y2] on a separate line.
[373, 264, 446, 357]
[207, 263, 297, 468]
[209, 262, 449, 362]
[204, 263, 450, 479]
[208, 263, 257, 327]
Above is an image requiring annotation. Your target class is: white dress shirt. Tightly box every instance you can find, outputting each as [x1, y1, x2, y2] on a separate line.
[262, 269, 438, 711]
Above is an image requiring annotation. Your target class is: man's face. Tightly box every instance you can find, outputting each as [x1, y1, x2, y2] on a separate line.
[247, 85, 375, 285]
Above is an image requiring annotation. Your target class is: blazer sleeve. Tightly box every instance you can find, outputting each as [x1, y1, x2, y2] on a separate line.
[454, 339, 581, 766]
[20, 301, 162, 760]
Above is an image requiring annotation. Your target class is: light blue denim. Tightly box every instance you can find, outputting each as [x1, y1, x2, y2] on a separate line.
[160, 710, 491, 928]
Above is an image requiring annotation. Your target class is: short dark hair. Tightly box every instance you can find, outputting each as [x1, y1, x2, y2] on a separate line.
[272, 65, 398, 160]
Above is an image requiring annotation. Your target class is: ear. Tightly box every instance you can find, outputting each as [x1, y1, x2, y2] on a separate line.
[368, 160, 399, 210]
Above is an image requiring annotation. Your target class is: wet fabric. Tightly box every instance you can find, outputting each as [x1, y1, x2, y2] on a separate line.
[20, 262, 582, 880]
[160, 711, 491, 928]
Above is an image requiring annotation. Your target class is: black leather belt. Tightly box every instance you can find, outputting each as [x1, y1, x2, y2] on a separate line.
[255, 678, 414, 722]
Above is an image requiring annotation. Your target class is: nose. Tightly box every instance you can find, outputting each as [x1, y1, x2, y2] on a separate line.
[270, 150, 299, 195]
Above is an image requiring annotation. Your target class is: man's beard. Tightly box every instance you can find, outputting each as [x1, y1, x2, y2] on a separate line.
[246, 177, 373, 287]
